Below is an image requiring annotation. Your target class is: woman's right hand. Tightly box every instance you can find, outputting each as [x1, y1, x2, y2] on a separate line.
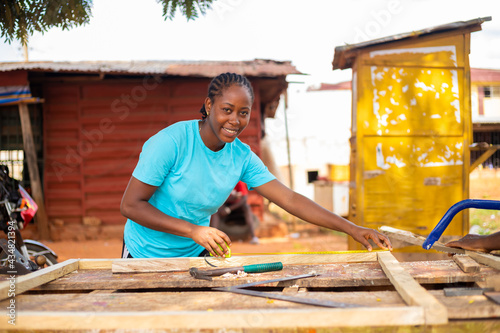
[191, 225, 232, 257]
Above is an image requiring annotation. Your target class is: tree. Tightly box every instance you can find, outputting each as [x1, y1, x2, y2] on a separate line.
[0, 0, 215, 45]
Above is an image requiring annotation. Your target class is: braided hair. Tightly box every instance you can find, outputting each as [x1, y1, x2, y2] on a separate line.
[200, 72, 254, 120]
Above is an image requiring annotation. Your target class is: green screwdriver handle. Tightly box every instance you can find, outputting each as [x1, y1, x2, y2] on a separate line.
[243, 262, 283, 273]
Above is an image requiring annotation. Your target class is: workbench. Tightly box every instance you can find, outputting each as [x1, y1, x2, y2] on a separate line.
[0, 251, 499, 332]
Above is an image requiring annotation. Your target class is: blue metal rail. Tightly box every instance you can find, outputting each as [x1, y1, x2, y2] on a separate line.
[422, 199, 500, 250]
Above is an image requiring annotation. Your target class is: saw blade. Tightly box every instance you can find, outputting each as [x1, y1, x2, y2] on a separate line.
[379, 226, 466, 254]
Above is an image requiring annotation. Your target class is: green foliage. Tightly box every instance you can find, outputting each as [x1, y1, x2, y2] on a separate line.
[158, 0, 214, 21]
[0, 0, 215, 45]
[0, 0, 93, 44]
[469, 209, 500, 235]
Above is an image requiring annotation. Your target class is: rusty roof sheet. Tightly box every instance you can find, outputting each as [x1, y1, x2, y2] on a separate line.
[333, 17, 492, 70]
[0, 59, 301, 77]
[471, 68, 500, 83]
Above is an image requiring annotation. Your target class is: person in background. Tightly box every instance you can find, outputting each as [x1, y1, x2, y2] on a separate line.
[211, 181, 260, 244]
[121, 72, 392, 259]
[446, 231, 500, 253]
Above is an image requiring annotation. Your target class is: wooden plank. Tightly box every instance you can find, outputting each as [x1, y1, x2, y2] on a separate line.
[0, 307, 425, 330]
[471, 146, 499, 171]
[79, 258, 117, 270]
[7, 290, 499, 320]
[476, 275, 500, 291]
[431, 290, 500, 319]
[3, 290, 407, 312]
[466, 251, 500, 270]
[380, 226, 500, 270]
[37, 260, 497, 291]
[18, 103, 50, 239]
[0, 259, 79, 301]
[453, 254, 482, 273]
[378, 252, 448, 325]
[112, 258, 190, 273]
[379, 226, 465, 254]
[111, 253, 378, 274]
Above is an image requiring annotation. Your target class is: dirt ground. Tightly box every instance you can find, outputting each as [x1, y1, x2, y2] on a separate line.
[38, 169, 500, 262]
[470, 169, 500, 199]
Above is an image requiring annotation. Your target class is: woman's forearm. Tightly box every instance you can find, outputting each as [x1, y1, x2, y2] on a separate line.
[483, 232, 500, 251]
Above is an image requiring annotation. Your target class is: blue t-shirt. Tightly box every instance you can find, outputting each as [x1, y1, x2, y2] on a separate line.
[124, 120, 276, 258]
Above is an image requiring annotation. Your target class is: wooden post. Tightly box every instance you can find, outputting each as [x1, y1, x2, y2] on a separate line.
[18, 103, 50, 239]
[0, 259, 79, 301]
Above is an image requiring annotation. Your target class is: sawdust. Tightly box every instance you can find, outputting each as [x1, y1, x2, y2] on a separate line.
[220, 271, 255, 279]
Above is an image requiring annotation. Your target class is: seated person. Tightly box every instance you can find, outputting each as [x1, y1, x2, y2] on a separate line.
[211, 181, 259, 244]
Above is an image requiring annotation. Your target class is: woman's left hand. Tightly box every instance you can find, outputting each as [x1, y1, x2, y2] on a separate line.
[349, 226, 393, 251]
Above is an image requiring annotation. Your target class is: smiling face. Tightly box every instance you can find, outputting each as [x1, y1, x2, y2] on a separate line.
[201, 84, 253, 151]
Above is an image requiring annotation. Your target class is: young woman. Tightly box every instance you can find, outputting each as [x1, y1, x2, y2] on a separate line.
[120, 72, 392, 258]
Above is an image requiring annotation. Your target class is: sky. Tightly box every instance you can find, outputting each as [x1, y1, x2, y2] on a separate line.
[1, 0, 499, 86]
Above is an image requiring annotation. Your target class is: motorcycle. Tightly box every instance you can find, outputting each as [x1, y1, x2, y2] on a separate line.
[0, 165, 58, 274]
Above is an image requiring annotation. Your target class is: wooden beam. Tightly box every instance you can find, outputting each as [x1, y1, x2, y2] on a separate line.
[453, 254, 482, 273]
[379, 226, 465, 254]
[79, 259, 113, 270]
[18, 103, 50, 239]
[0, 259, 79, 301]
[378, 252, 448, 325]
[470, 146, 499, 171]
[2, 307, 424, 330]
[466, 251, 500, 270]
[111, 253, 378, 274]
[380, 227, 500, 270]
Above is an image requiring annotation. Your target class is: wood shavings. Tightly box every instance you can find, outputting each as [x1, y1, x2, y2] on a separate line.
[220, 271, 249, 279]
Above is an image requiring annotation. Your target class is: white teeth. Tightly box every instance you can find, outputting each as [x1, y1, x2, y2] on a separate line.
[224, 128, 237, 133]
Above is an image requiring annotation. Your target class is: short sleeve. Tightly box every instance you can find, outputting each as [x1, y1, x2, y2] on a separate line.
[132, 131, 178, 186]
[240, 151, 276, 190]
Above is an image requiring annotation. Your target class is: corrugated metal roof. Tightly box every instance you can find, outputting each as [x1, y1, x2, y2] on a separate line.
[333, 17, 492, 70]
[0, 59, 302, 77]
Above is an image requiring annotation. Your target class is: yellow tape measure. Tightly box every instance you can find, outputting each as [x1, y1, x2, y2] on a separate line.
[230, 250, 382, 256]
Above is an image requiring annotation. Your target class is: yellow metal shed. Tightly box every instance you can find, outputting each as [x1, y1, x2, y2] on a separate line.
[332, 17, 491, 250]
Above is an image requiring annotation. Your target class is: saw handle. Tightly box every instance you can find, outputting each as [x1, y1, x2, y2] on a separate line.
[243, 262, 283, 273]
[423, 199, 500, 250]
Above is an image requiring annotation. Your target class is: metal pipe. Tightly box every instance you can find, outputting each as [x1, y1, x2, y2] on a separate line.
[283, 91, 294, 190]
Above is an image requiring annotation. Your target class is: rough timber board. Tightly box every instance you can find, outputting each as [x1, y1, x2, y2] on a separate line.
[0, 307, 425, 330]
[467, 251, 500, 270]
[7, 290, 499, 319]
[111, 252, 378, 273]
[453, 254, 482, 273]
[379, 226, 466, 254]
[378, 252, 448, 325]
[0, 259, 79, 301]
[8, 290, 406, 311]
[380, 227, 500, 271]
[35, 260, 497, 291]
